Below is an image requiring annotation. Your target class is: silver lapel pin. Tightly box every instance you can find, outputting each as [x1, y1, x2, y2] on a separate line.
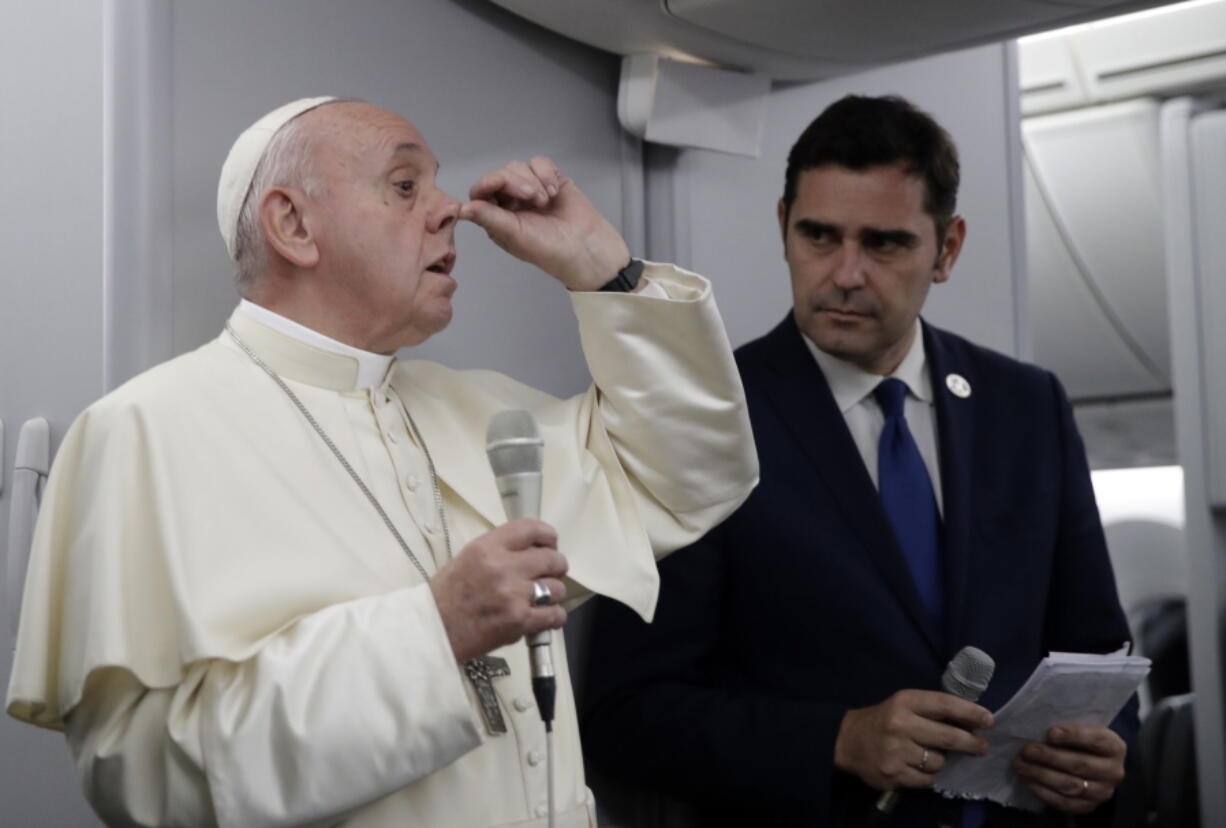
[945, 373, 972, 399]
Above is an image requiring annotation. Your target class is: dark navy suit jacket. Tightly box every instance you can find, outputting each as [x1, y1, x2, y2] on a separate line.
[581, 315, 1138, 827]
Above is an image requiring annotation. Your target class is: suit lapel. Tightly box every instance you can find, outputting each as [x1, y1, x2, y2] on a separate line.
[754, 316, 943, 659]
[924, 323, 976, 658]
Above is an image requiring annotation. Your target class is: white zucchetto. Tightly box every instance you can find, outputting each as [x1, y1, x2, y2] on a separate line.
[216, 96, 337, 260]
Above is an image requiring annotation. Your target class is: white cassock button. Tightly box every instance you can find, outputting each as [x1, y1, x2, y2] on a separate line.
[405, 474, 419, 492]
[527, 749, 544, 766]
[945, 373, 972, 399]
[513, 697, 533, 713]
[535, 804, 549, 818]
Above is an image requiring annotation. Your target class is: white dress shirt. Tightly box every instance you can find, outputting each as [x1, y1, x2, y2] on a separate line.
[802, 321, 944, 516]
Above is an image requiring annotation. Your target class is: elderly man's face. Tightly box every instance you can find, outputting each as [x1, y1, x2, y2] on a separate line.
[778, 164, 961, 375]
[308, 103, 460, 353]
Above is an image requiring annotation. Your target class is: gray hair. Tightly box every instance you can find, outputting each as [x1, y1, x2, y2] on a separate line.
[232, 101, 348, 293]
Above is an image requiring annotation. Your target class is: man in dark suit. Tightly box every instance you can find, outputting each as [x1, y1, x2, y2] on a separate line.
[580, 95, 1136, 827]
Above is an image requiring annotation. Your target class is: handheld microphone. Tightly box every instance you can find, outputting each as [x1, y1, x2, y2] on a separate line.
[873, 646, 995, 819]
[485, 410, 555, 727]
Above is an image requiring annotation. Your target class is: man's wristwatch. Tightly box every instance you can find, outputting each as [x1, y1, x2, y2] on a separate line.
[598, 258, 644, 293]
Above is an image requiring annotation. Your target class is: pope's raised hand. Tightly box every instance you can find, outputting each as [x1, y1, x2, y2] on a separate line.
[459, 156, 632, 292]
[429, 519, 568, 663]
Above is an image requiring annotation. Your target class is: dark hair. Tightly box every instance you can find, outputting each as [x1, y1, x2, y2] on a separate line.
[782, 95, 960, 237]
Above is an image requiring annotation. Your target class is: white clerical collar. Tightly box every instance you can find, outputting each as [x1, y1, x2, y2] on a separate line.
[238, 300, 394, 390]
[803, 319, 932, 414]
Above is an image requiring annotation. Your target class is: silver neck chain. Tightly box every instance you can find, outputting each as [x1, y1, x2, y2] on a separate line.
[225, 323, 452, 582]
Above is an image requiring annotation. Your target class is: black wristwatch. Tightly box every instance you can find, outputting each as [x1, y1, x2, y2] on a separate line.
[598, 258, 644, 293]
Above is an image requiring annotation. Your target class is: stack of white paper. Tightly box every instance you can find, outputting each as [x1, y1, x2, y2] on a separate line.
[933, 651, 1150, 811]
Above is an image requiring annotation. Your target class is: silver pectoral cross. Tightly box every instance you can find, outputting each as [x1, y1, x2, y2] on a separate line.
[463, 655, 511, 734]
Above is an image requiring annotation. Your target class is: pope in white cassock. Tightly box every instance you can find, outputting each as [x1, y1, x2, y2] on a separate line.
[5, 97, 758, 827]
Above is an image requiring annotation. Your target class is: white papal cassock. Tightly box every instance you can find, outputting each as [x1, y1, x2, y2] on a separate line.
[6, 262, 757, 828]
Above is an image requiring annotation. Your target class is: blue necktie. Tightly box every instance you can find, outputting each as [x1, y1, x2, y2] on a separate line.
[874, 378, 943, 624]
[876, 380, 984, 828]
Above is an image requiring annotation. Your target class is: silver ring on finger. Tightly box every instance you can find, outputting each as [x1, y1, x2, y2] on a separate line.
[918, 748, 930, 773]
[531, 580, 552, 607]
[1078, 778, 1089, 797]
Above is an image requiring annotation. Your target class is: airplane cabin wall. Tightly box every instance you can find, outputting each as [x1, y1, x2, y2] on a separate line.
[0, 1, 108, 825]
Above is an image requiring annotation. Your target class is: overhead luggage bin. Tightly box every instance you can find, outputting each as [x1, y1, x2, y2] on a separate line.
[1020, 0, 1226, 115]
[1023, 99, 1170, 401]
[492, 0, 1182, 82]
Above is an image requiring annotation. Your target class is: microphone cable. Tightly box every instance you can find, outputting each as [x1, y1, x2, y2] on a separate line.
[532, 637, 557, 828]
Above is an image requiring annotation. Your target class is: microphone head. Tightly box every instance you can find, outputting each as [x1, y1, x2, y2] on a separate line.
[486, 410, 543, 478]
[942, 646, 995, 702]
